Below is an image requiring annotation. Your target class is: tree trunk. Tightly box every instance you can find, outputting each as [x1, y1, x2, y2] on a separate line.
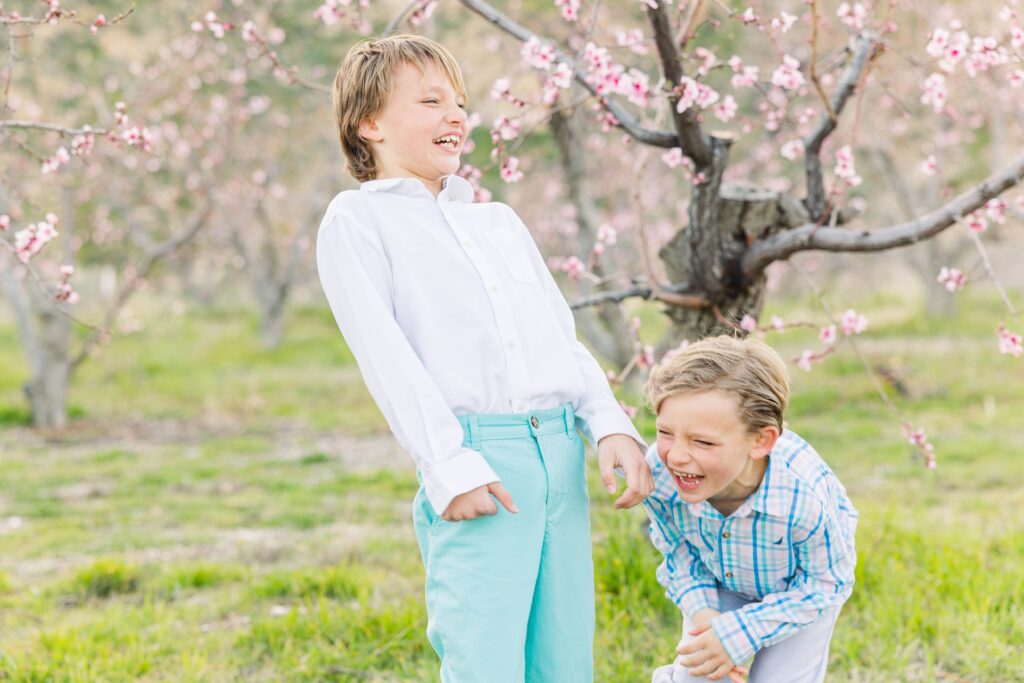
[257, 287, 287, 350]
[1, 188, 76, 428]
[659, 182, 807, 342]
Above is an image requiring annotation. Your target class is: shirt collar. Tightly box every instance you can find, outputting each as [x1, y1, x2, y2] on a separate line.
[359, 175, 474, 204]
[686, 452, 790, 520]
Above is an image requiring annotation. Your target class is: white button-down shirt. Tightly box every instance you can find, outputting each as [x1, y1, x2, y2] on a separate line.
[316, 175, 643, 514]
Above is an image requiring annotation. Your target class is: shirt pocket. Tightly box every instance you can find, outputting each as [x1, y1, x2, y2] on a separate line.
[479, 223, 539, 284]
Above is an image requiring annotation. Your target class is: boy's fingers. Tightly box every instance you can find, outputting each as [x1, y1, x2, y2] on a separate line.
[599, 453, 617, 493]
[687, 623, 712, 637]
[487, 482, 518, 513]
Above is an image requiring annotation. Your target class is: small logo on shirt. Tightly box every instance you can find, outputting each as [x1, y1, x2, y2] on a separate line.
[774, 537, 784, 545]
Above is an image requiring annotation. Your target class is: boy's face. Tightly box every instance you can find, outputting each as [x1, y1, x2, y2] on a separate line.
[358, 61, 468, 195]
[655, 390, 778, 513]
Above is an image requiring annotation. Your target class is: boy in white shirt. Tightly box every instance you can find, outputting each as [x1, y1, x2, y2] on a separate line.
[316, 34, 652, 682]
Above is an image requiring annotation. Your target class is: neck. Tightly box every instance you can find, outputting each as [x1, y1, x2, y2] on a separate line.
[709, 457, 768, 516]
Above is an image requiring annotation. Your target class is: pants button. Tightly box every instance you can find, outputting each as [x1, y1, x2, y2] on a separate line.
[530, 416, 539, 428]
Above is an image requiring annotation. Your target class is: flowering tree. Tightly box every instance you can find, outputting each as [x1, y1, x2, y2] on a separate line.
[0, 3, 256, 427]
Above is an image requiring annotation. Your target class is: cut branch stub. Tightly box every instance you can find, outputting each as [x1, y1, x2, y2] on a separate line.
[659, 184, 805, 340]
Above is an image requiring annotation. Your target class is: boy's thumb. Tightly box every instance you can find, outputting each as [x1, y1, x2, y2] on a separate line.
[487, 482, 518, 513]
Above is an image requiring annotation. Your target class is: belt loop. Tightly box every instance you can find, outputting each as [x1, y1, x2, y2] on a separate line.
[563, 403, 575, 439]
[469, 415, 481, 450]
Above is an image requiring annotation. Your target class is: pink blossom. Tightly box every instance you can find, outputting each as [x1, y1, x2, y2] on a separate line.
[797, 349, 815, 372]
[740, 315, 757, 332]
[901, 423, 937, 468]
[771, 55, 806, 91]
[0, 215, 9, 232]
[675, 76, 700, 113]
[921, 154, 938, 177]
[638, 345, 656, 369]
[739, 7, 759, 25]
[554, 0, 581, 21]
[1010, 70, 1024, 89]
[71, 127, 95, 157]
[926, 28, 950, 57]
[115, 101, 128, 126]
[920, 73, 948, 113]
[661, 147, 685, 169]
[41, 146, 71, 174]
[771, 315, 785, 331]
[695, 83, 720, 109]
[242, 21, 259, 42]
[984, 198, 1007, 224]
[500, 156, 524, 183]
[621, 68, 651, 107]
[728, 56, 760, 88]
[837, 3, 868, 31]
[521, 37, 557, 71]
[122, 126, 153, 152]
[561, 255, 585, 280]
[1012, 26, 1024, 49]
[616, 28, 648, 55]
[713, 95, 738, 122]
[998, 325, 1023, 357]
[936, 266, 967, 292]
[819, 324, 837, 345]
[834, 145, 862, 186]
[13, 215, 59, 264]
[771, 11, 798, 33]
[409, 0, 438, 26]
[490, 78, 511, 101]
[965, 210, 987, 233]
[694, 47, 718, 76]
[491, 115, 521, 142]
[840, 309, 869, 336]
[597, 223, 618, 245]
[781, 139, 804, 161]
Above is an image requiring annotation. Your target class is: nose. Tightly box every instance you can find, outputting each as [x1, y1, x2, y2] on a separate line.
[447, 104, 467, 127]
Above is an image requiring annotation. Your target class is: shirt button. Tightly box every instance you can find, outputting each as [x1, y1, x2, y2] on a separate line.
[722, 531, 731, 539]
[507, 340, 518, 349]
[489, 284, 499, 293]
[725, 572, 733, 579]
[530, 416, 540, 428]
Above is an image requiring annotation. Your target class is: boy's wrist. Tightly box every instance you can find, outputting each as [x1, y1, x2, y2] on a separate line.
[422, 449, 500, 515]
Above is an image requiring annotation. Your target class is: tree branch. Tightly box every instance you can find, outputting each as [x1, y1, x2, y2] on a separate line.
[70, 201, 214, 371]
[0, 120, 107, 136]
[744, 152, 1024, 278]
[456, 0, 679, 148]
[803, 31, 879, 220]
[569, 282, 708, 311]
[644, 0, 712, 166]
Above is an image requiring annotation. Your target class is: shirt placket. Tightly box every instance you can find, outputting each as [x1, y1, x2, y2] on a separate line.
[438, 201, 531, 413]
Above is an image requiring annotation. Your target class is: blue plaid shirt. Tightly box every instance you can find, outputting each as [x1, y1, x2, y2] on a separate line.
[643, 429, 858, 664]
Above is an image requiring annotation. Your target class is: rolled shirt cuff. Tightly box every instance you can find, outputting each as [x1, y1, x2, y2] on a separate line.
[677, 584, 721, 619]
[710, 610, 760, 666]
[421, 448, 501, 515]
[578, 409, 646, 451]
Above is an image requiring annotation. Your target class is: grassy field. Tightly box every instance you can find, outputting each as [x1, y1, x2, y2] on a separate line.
[0, 288, 1022, 682]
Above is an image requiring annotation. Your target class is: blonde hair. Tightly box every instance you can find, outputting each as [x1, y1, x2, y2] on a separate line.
[332, 34, 468, 183]
[647, 335, 790, 433]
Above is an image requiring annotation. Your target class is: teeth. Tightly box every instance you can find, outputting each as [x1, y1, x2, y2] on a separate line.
[434, 135, 459, 146]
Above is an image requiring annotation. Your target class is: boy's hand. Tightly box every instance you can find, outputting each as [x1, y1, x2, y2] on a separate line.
[441, 482, 517, 521]
[597, 434, 654, 509]
[677, 621, 743, 681]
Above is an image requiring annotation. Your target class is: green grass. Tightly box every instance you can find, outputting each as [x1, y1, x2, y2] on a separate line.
[0, 288, 1022, 681]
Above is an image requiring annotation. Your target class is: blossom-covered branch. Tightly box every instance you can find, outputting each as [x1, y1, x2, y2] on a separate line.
[457, 0, 679, 148]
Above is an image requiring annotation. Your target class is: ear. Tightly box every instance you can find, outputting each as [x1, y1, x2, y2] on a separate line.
[358, 118, 384, 143]
[749, 425, 780, 460]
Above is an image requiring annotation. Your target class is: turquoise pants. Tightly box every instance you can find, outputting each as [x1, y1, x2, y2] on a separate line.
[413, 404, 594, 682]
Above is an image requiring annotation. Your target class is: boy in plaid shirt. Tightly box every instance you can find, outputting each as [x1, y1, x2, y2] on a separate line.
[643, 336, 857, 683]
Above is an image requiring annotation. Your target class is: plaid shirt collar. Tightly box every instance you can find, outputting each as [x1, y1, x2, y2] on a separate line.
[686, 444, 793, 520]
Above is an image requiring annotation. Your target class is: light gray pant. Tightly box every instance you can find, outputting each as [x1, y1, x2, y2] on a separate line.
[652, 590, 841, 683]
